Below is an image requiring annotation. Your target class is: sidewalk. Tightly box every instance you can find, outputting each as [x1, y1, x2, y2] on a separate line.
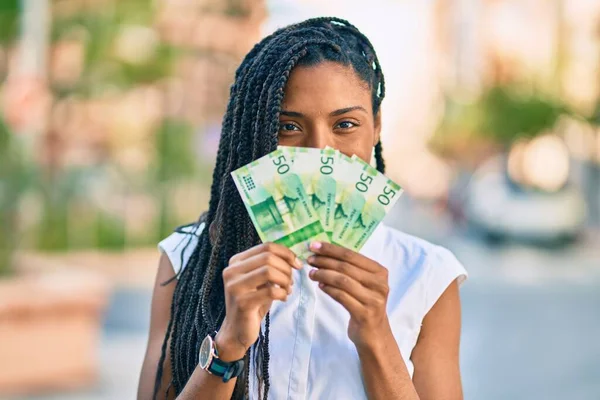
[2, 333, 147, 400]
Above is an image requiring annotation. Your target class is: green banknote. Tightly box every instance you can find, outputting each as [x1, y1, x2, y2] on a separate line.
[283, 147, 338, 240]
[277, 146, 295, 163]
[231, 149, 329, 259]
[341, 155, 403, 251]
[330, 152, 369, 247]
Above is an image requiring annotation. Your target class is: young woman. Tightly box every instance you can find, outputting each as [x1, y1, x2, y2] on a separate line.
[138, 17, 467, 400]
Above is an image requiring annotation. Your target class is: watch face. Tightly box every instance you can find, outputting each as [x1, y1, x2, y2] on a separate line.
[199, 335, 213, 369]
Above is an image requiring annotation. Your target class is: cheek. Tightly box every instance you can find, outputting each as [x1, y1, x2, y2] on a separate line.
[351, 147, 373, 164]
[336, 133, 374, 163]
[277, 135, 305, 147]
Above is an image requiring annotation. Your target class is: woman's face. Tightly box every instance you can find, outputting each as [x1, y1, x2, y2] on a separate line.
[277, 61, 381, 164]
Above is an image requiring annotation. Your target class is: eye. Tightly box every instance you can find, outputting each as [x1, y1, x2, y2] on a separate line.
[279, 123, 301, 132]
[336, 121, 358, 130]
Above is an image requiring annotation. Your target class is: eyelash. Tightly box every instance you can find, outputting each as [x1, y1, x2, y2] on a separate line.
[278, 121, 359, 133]
[336, 121, 358, 129]
[280, 123, 301, 132]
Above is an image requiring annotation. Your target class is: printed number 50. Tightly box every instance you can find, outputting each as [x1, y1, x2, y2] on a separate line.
[272, 155, 290, 174]
[355, 173, 373, 192]
[377, 185, 397, 205]
[320, 155, 334, 175]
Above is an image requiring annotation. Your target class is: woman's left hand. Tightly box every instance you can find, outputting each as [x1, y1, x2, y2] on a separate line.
[307, 241, 391, 349]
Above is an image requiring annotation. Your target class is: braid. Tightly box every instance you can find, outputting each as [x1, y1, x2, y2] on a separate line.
[334, 22, 386, 112]
[153, 17, 387, 400]
[374, 140, 386, 174]
[261, 312, 271, 400]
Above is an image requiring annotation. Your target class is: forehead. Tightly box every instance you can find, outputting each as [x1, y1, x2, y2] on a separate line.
[282, 61, 371, 113]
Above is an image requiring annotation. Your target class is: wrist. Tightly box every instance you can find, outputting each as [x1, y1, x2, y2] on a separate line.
[354, 321, 394, 355]
[215, 323, 248, 362]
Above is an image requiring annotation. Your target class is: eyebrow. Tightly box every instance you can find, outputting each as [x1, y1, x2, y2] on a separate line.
[280, 106, 368, 118]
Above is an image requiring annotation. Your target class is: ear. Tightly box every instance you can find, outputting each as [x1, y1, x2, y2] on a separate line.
[373, 110, 382, 146]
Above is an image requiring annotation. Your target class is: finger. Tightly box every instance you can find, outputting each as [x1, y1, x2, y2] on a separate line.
[225, 251, 295, 282]
[309, 269, 372, 304]
[307, 256, 381, 291]
[230, 242, 302, 269]
[308, 241, 378, 272]
[230, 265, 293, 294]
[236, 285, 289, 310]
[318, 283, 364, 316]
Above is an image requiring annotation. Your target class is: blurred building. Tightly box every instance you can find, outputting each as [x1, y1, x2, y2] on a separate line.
[156, 0, 266, 125]
[1, 0, 268, 249]
[437, 0, 600, 111]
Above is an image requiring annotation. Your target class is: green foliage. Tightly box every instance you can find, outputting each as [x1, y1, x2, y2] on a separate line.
[153, 118, 198, 182]
[1, 1, 207, 256]
[116, 44, 175, 85]
[31, 115, 202, 250]
[96, 212, 126, 250]
[589, 99, 600, 127]
[0, 0, 19, 45]
[51, 0, 174, 96]
[35, 197, 69, 252]
[36, 202, 127, 252]
[478, 86, 567, 144]
[34, 166, 130, 251]
[35, 171, 80, 251]
[436, 85, 569, 150]
[0, 117, 35, 275]
[0, 119, 16, 275]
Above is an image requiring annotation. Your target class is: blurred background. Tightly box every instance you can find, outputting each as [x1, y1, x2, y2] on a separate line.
[0, 0, 599, 399]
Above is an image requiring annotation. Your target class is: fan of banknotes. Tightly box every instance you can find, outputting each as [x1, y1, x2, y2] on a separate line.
[231, 146, 403, 259]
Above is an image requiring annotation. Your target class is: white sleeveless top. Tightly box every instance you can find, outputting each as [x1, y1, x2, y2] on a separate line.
[158, 223, 467, 400]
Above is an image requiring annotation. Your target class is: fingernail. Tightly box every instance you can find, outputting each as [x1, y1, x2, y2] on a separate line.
[309, 268, 316, 278]
[310, 241, 322, 250]
[307, 256, 315, 264]
[294, 257, 303, 269]
[319, 282, 325, 289]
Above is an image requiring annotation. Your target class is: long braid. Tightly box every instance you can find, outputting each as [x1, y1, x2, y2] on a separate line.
[154, 17, 387, 400]
[197, 47, 264, 332]
[374, 140, 386, 174]
[162, 55, 253, 388]
[261, 312, 271, 400]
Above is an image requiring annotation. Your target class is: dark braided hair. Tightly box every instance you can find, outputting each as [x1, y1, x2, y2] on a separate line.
[153, 17, 387, 400]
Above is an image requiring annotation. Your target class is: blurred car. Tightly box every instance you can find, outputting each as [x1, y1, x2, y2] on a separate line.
[464, 155, 587, 244]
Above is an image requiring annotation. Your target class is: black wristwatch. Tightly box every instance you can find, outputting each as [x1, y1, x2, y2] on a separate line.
[198, 332, 245, 383]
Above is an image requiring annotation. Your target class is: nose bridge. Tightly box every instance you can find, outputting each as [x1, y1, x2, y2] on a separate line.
[306, 122, 332, 149]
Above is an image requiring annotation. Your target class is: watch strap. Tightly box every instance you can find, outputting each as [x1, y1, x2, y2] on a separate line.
[209, 356, 245, 383]
[210, 357, 245, 382]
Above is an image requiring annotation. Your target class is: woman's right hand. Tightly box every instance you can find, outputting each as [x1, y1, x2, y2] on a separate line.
[215, 243, 302, 361]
